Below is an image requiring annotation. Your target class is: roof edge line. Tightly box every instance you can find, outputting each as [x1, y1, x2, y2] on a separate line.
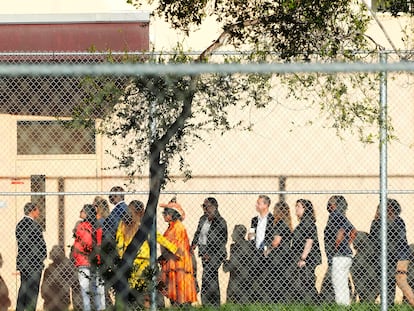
[0, 11, 150, 24]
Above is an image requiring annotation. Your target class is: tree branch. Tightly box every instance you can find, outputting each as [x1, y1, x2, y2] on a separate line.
[360, 0, 405, 60]
[198, 18, 261, 61]
[156, 78, 197, 151]
[198, 30, 232, 61]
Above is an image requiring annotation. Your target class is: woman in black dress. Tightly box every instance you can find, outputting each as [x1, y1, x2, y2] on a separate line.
[265, 201, 293, 303]
[286, 199, 321, 304]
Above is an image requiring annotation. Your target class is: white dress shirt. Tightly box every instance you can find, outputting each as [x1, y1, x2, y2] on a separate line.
[255, 214, 268, 249]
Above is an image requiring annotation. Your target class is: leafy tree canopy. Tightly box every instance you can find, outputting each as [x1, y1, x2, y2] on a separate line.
[132, 0, 371, 60]
[82, 0, 377, 183]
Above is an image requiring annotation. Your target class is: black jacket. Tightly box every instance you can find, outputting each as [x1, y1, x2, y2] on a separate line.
[16, 216, 47, 274]
[192, 211, 228, 262]
[250, 213, 275, 251]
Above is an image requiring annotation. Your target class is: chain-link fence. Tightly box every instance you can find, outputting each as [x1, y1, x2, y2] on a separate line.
[0, 51, 414, 311]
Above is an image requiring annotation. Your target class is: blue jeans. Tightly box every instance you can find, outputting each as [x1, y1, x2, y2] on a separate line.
[78, 266, 105, 311]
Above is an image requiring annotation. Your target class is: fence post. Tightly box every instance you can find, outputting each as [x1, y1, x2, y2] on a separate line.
[58, 177, 65, 247]
[150, 101, 158, 311]
[379, 50, 388, 311]
[278, 175, 286, 203]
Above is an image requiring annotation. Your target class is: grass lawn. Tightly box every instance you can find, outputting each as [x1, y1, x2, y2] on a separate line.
[160, 303, 414, 311]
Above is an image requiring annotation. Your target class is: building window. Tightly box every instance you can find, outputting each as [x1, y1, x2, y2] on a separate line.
[17, 120, 95, 155]
[374, 0, 414, 15]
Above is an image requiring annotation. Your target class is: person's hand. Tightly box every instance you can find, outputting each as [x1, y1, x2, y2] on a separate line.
[247, 232, 255, 241]
[157, 254, 166, 264]
[190, 244, 197, 254]
[175, 248, 184, 258]
[202, 254, 210, 262]
[160, 250, 179, 262]
[263, 247, 272, 257]
[297, 259, 306, 268]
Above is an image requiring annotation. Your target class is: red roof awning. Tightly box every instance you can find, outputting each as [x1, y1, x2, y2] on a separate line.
[0, 12, 149, 53]
[0, 12, 150, 117]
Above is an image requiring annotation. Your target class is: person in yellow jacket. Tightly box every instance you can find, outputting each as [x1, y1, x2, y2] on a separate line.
[116, 200, 177, 309]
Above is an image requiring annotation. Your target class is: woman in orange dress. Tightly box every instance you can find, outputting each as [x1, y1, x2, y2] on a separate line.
[159, 200, 198, 306]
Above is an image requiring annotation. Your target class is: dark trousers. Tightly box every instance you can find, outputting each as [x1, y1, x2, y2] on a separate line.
[320, 265, 335, 303]
[16, 271, 42, 311]
[286, 263, 319, 304]
[201, 258, 221, 307]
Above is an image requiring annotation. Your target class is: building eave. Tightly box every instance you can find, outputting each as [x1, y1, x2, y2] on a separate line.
[0, 11, 150, 24]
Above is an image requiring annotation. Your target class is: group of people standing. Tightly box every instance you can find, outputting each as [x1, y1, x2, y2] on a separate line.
[223, 195, 414, 307]
[224, 195, 322, 304]
[320, 196, 414, 307]
[10, 190, 414, 310]
[84, 188, 199, 309]
[12, 188, 201, 310]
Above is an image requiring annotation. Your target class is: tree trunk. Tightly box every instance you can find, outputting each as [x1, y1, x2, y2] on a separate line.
[114, 142, 165, 308]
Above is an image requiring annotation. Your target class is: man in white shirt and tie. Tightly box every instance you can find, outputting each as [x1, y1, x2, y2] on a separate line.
[248, 195, 276, 303]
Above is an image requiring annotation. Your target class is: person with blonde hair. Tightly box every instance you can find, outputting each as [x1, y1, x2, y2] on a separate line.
[264, 200, 293, 302]
[94, 196, 110, 224]
[115, 199, 178, 309]
[93, 196, 112, 307]
[287, 199, 321, 303]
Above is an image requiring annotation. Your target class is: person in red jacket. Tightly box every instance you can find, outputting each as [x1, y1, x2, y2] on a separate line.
[72, 204, 105, 311]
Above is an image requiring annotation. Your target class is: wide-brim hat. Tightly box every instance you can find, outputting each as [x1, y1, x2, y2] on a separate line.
[160, 202, 185, 220]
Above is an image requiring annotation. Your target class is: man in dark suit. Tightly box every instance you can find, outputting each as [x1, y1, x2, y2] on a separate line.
[191, 197, 228, 307]
[247, 195, 275, 303]
[16, 202, 47, 311]
[103, 185, 128, 238]
[101, 186, 128, 303]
